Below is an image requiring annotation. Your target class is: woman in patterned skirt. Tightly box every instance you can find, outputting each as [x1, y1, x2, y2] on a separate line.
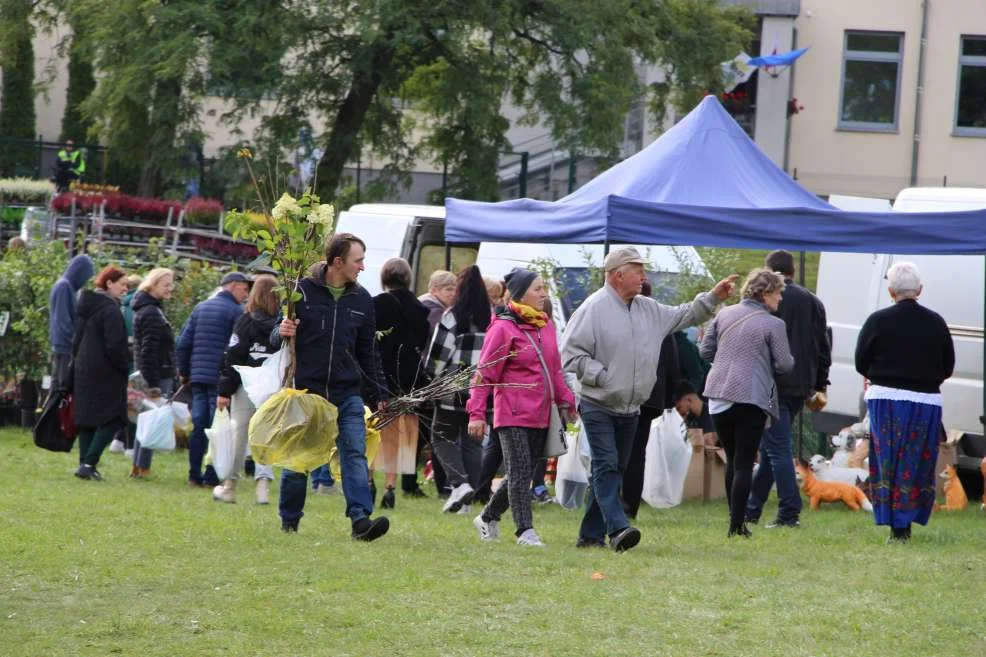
[855, 261, 954, 543]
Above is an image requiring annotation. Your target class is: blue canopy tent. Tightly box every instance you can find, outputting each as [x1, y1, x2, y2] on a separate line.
[444, 96, 986, 253]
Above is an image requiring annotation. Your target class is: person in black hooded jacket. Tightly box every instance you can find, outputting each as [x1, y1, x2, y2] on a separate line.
[371, 258, 431, 508]
[72, 266, 130, 481]
[130, 268, 176, 477]
[214, 275, 280, 505]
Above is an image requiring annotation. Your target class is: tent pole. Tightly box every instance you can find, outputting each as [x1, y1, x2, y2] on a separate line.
[603, 241, 610, 257]
[982, 255, 985, 430]
[797, 251, 807, 457]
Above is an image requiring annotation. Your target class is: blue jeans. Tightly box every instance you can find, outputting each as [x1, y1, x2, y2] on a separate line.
[579, 406, 639, 541]
[279, 395, 373, 525]
[310, 464, 336, 489]
[745, 396, 803, 523]
[188, 383, 219, 485]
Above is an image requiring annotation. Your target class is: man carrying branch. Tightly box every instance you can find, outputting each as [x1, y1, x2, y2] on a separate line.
[275, 233, 391, 541]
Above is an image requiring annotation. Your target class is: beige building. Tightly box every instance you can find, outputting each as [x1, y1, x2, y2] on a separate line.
[789, 0, 986, 199]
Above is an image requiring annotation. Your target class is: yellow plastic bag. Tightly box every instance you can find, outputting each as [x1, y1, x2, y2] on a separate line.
[329, 407, 381, 481]
[248, 388, 339, 474]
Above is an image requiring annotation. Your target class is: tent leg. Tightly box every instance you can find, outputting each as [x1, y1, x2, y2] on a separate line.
[982, 255, 985, 428]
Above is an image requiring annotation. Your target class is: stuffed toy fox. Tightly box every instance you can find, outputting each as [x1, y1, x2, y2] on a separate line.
[795, 462, 873, 512]
[935, 466, 968, 511]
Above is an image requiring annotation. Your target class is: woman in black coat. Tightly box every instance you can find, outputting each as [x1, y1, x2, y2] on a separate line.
[372, 258, 431, 508]
[72, 265, 131, 480]
[129, 268, 176, 477]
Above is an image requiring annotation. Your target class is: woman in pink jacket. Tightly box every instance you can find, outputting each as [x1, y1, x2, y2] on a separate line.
[467, 268, 576, 547]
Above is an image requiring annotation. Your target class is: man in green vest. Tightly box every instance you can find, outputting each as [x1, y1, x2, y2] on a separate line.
[54, 140, 85, 191]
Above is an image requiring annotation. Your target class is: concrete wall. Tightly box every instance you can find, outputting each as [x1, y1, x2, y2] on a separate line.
[789, 0, 986, 199]
[754, 16, 796, 166]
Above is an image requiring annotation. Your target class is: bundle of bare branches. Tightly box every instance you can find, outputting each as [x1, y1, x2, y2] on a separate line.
[368, 352, 532, 430]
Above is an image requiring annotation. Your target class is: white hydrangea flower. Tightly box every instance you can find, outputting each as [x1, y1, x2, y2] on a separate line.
[307, 203, 335, 226]
[272, 193, 302, 221]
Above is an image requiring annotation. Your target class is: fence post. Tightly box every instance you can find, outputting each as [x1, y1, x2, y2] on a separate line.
[171, 209, 184, 256]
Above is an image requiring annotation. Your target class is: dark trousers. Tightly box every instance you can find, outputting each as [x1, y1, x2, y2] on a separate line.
[188, 383, 219, 485]
[579, 407, 639, 541]
[78, 419, 125, 468]
[712, 403, 767, 532]
[745, 396, 804, 523]
[621, 406, 661, 518]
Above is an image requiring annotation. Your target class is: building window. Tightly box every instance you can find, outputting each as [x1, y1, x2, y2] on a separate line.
[838, 31, 904, 131]
[956, 36, 986, 135]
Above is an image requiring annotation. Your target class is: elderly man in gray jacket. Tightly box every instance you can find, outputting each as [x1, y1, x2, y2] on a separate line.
[562, 248, 737, 551]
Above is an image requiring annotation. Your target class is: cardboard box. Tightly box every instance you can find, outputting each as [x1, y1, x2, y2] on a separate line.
[682, 429, 726, 502]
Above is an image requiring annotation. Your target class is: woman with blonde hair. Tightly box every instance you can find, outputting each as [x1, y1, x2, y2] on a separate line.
[130, 267, 176, 477]
[700, 268, 794, 538]
[215, 274, 280, 504]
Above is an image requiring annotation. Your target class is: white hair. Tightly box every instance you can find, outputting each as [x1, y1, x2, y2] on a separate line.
[887, 261, 921, 296]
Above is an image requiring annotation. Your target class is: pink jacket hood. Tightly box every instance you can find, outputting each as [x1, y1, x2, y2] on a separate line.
[466, 314, 576, 430]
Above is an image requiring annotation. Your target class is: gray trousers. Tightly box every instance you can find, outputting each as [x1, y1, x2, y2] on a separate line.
[430, 408, 482, 488]
[481, 427, 546, 536]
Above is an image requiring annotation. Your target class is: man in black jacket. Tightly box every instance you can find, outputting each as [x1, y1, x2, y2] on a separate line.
[745, 250, 832, 528]
[276, 233, 391, 541]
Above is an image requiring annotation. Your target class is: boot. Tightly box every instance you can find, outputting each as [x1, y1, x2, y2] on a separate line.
[381, 485, 395, 509]
[212, 479, 236, 503]
[256, 478, 270, 505]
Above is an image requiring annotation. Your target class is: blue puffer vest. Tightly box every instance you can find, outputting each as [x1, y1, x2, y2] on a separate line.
[176, 290, 244, 385]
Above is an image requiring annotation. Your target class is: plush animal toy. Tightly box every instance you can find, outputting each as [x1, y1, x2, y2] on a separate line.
[935, 465, 968, 511]
[808, 454, 869, 486]
[795, 462, 873, 512]
[830, 432, 854, 467]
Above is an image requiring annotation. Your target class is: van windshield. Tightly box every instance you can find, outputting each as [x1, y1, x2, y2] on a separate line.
[553, 267, 683, 321]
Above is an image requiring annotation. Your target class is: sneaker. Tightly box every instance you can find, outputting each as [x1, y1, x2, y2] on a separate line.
[532, 485, 552, 504]
[442, 483, 475, 513]
[473, 514, 500, 541]
[352, 516, 390, 542]
[281, 520, 299, 533]
[212, 483, 236, 504]
[88, 468, 103, 482]
[108, 439, 125, 453]
[516, 528, 545, 547]
[575, 537, 606, 549]
[124, 448, 134, 460]
[74, 464, 93, 480]
[765, 519, 800, 529]
[316, 484, 337, 496]
[610, 526, 641, 552]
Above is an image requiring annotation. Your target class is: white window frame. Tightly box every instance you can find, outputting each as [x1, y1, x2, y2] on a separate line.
[954, 35, 986, 137]
[837, 30, 904, 133]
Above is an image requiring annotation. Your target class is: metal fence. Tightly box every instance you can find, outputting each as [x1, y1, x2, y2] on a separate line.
[0, 137, 109, 183]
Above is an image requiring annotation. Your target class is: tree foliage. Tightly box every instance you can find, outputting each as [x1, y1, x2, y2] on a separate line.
[59, 16, 96, 143]
[50, 0, 753, 201]
[0, 0, 38, 177]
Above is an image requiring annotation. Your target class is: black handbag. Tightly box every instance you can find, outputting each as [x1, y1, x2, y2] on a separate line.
[33, 391, 76, 452]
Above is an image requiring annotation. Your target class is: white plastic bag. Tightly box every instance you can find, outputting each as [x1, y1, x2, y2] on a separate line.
[136, 405, 176, 451]
[555, 422, 589, 510]
[234, 347, 288, 408]
[206, 409, 237, 481]
[171, 401, 192, 432]
[642, 409, 692, 509]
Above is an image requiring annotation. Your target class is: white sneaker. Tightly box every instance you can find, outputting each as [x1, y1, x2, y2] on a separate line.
[457, 504, 472, 515]
[316, 484, 337, 495]
[516, 528, 545, 547]
[473, 514, 499, 541]
[442, 483, 474, 513]
[124, 449, 135, 460]
[108, 439, 125, 453]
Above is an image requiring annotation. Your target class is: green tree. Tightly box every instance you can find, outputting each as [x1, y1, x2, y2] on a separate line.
[0, 0, 38, 177]
[59, 17, 96, 143]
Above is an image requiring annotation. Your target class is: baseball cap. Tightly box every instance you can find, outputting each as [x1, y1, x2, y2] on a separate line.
[603, 247, 648, 272]
[220, 271, 252, 285]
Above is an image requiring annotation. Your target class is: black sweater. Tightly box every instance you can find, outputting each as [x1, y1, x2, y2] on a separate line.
[854, 299, 954, 394]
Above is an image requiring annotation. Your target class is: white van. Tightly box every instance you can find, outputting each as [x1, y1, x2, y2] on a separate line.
[335, 203, 706, 329]
[817, 187, 986, 438]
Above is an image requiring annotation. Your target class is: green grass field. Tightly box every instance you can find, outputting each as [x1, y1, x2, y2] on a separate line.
[1, 426, 983, 657]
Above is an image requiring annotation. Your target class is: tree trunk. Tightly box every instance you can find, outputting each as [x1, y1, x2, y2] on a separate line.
[315, 38, 397, 200]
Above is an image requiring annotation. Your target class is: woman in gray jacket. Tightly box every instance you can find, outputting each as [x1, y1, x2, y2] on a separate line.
[700, 268, 794, 538]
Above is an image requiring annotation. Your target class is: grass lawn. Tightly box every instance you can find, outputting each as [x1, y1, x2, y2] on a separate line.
[1, 426, 983, 657]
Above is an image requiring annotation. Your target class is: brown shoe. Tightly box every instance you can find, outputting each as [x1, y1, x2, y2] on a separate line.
[139, 468, 151, 478]
[129, 465, 140, 479]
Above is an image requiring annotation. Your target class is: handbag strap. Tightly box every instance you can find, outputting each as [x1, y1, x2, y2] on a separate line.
[717, 309, 766, 346]
[522, 330, 556, 405]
